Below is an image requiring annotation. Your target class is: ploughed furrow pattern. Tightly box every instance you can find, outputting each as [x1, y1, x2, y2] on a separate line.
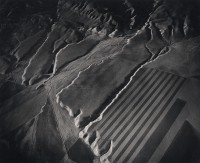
[132, 98, 186, 163]
[88, 68, 186, 163]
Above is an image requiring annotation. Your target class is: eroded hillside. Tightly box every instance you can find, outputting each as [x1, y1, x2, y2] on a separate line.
[0, 0, 200, 162]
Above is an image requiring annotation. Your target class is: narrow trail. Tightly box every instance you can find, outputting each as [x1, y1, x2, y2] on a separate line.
[78, 19, 172, 162]
[55, 40, 128, 119]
